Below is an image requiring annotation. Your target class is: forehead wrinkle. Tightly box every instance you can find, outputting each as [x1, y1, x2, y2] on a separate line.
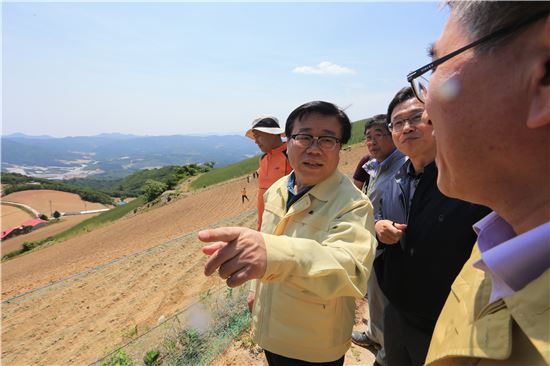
[392, 108, 425, 121]
[295, 127, 337, 136]
[365, 127, 386, 135]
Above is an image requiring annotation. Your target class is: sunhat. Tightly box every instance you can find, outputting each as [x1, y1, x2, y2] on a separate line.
[245, 116, 285, 139]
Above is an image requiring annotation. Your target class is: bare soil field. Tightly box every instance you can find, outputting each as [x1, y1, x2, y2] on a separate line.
[2, 189, 109, 216]
[1, 204, 33, 231]
[1, 214, 100, 256]
[2, 212, 255, 365]
[1, 144, 373, 365]
[1, 177, 258, 299]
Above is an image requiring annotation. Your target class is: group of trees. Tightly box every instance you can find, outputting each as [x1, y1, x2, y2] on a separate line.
[1, 162, 216, 205]
[140, 162, 215, 202]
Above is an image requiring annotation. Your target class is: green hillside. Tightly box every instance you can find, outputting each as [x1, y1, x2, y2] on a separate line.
[347, 118, 368, 145]
[68, 163, 214, 197]
[190, 156, 259, 190]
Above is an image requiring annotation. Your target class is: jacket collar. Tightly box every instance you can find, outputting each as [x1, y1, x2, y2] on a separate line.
[276, 170, 342, 216]
[269, 141, 287, 155]
[426, 245, 550, 364]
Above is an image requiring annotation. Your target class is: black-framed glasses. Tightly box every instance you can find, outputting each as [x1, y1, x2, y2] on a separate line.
[407, 10, 550, 103]
[388, 111, 424, 133]
[290, 134, 341, 151]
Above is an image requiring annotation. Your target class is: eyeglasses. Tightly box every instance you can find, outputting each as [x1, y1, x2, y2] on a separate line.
[364, 133, 390, 142]
[407, 10, 550, 103]
[388, 112, 423, 133]
[290, 134, 341, 151]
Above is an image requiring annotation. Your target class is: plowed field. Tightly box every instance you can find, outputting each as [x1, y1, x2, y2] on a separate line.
[2, 189, 110, 215]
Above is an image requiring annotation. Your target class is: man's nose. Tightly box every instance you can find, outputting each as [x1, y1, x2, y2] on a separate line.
[402, 121, 416, 133]
[305, 140, 323, 153]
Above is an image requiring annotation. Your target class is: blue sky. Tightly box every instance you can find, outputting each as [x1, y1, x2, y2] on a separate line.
[2, 2, 449, 137]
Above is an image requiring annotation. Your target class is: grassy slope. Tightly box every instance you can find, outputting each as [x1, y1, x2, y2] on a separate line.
[190, 156, 259, 190]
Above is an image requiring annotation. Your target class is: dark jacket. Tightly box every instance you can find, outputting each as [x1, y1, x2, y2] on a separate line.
[374, 160, 491, 333]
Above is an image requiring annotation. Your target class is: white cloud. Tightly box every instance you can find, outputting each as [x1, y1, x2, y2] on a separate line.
[292, 61, 356, 75]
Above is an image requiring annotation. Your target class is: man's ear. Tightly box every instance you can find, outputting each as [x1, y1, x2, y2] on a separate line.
[526, 16, 550, 129]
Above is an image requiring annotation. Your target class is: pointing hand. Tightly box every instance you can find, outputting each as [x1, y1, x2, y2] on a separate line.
[199, 227, 267, 288]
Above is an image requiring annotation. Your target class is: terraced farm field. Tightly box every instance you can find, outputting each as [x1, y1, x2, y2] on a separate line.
[2, 189, 110, 215]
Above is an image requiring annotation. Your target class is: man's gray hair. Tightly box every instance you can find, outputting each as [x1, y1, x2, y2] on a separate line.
[364, 114, 388, 135]
[449, 1, 550, 52]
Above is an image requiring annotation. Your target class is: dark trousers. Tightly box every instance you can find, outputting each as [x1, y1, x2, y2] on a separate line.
[264, 350, 344, 366]
[383, 303, 432, 366]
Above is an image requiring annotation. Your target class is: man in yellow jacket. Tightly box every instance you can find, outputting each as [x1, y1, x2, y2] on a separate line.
[200, 101, 376, 365]
[406, 2, 550, 364]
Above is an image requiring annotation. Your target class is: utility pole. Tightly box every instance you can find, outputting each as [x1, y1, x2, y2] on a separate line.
[49, 200, 52, 217]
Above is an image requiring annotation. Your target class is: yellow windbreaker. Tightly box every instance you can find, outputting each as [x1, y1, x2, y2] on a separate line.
[251, 170, 376, 362]
[426, 245, 549, 365]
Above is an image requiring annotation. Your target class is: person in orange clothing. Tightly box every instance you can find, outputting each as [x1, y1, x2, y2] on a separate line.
[246, 116, 292, 230]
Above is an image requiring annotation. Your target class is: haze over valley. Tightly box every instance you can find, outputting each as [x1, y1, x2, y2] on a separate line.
[1, 133, 259, 179]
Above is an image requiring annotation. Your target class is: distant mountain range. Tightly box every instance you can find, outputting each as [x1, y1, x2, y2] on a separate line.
[1, 133, 259, 179]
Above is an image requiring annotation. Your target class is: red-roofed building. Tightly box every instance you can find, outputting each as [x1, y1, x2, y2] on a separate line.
[1, 218, 49, 241]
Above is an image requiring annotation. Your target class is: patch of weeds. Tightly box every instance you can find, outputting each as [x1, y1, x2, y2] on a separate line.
[199, 289, 212, 302]
[2, 236, 54, 261]
[121, 324, 138, 340]
[158, 286, 252, 365]
[177, 328, 206, 365]
[163, 338, 178, 355]
[143, 350, 160, 366]
[238, 330, 258, 352]
[100, 350, 133, 366]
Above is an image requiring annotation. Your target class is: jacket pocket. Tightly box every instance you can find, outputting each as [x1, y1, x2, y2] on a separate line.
[268, 285, 338, 348]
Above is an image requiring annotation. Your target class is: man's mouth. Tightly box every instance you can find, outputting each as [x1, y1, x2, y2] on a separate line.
[303, 161, 323, 168]
[401, 136, 418, 143]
